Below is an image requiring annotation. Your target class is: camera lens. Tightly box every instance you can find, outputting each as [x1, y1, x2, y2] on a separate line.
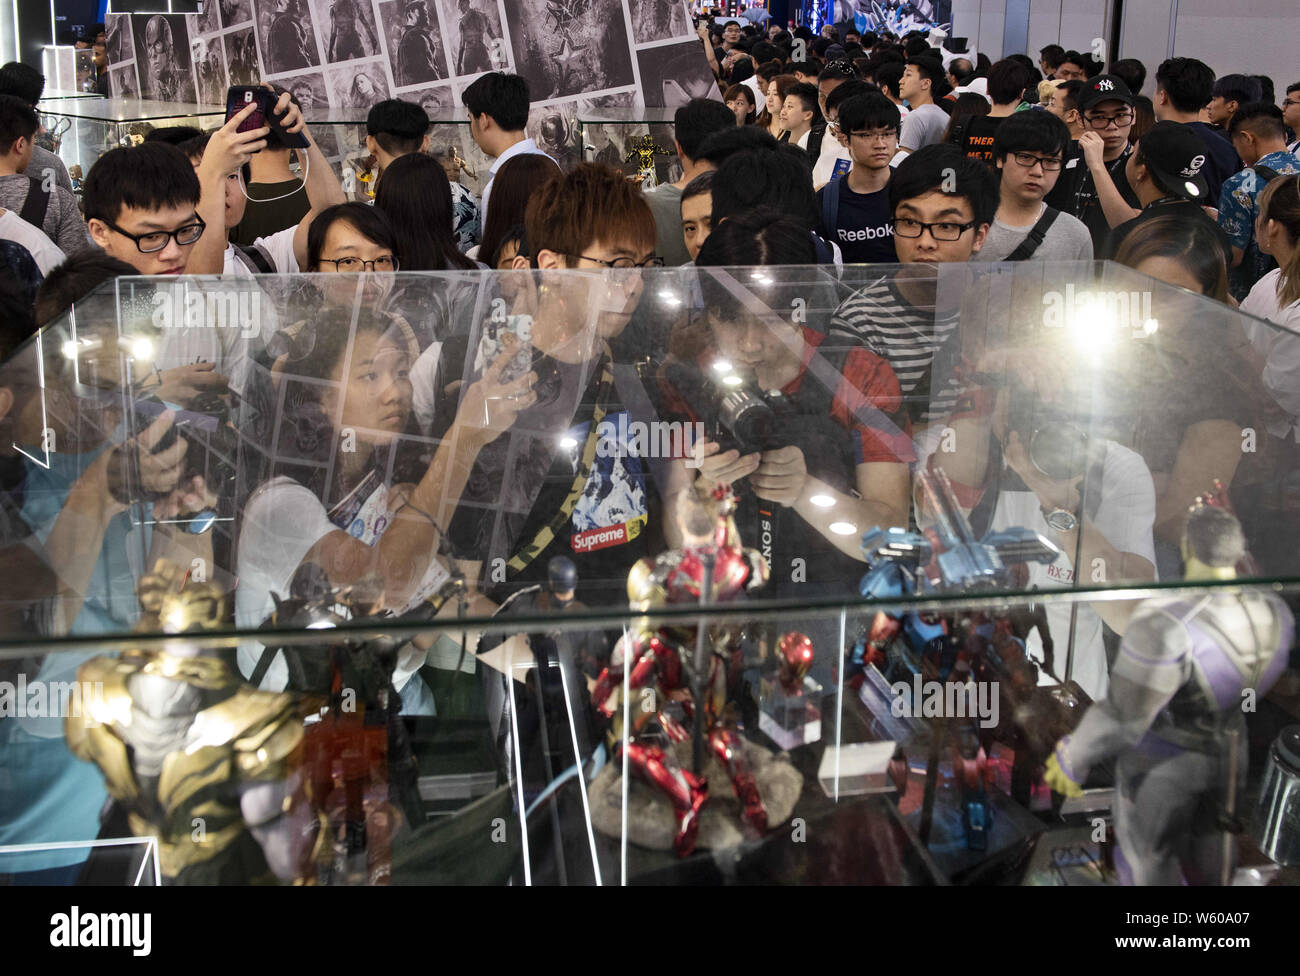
[1029, 422, 1089, 481]
[719, 389, 773, 452]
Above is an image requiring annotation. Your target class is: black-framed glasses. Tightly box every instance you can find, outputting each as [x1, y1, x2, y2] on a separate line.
[1084, 110, 1134, 129]
[318, 255, 400, 271]
[1010, 151, 1063, 171]
[101, 216, 206, 253]
[1284, 98, 1300, 108]
[850, 127, 899, 143]
[893, 218, 977, 241]
[570, 254, 665, 270]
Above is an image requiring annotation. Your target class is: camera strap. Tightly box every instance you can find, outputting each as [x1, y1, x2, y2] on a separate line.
[506, 354, 615, 574]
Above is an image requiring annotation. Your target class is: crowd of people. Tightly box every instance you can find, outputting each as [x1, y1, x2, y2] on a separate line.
[1, 20, 1300, 881]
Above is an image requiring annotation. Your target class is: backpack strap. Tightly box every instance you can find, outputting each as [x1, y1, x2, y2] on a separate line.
[820, 176, 842, 243]
[19, 177, 49, 230]
[1004, 206, 1061, 261]
[1253, 164, 1280, 184]
[233, 242, 276, 274]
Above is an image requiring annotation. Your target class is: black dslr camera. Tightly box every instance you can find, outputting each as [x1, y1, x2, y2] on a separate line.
[1001, 379, 1092, 482]
[665, 360, 796, 457]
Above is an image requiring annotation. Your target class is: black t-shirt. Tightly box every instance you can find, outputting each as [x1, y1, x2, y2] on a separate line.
[1101, 197, 1232, 263]
[1045, 141, 1140, 253]
[448, 353, 654, 608]
[1185, 121, 1243, 206]
[815, 179, 898, 264]
[229, 179, 311, 248]
[952, 114, 1007, 168]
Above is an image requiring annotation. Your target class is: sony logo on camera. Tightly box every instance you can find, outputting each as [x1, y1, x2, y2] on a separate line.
[151, 284, 261, 339]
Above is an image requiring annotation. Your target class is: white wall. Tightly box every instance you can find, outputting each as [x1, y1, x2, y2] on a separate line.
[950, 0, 1104, 63]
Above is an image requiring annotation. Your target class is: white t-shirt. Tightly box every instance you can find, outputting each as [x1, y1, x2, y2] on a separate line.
[812, 130, 852, 188]
[0, 209, 65, 275]
[411, 340, 443, 435]
[920, 434, 1157, 701]
[1241, 269, 1300, 439]
[222, 226, 299, 276]
[899, 102, 949, 152]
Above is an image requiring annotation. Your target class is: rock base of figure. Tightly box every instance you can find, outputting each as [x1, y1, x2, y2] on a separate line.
[590, 736, 803, 852]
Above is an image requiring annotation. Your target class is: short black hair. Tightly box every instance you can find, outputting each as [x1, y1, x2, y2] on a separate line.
[1108, 58, 1147, 95]
[906, 55, 944, 89]
[0, 62, 44, 106]
[986, 58, 1031, 105]
[696, 207, 816, 268]
[673, 98, 737, 161]
[712, 145, 816, 231]
[144, 125, 203, 145]
[1057, 79, 1084, 113]
[904, 37, 930, 57]
[1155, 57, 1215, 114]
[1212, 73, 1263, 107]
[0, 94, 38, 150]
[1059, 50, 1101, 77]
[681, 169, 715, 205]
[696, 125, 778, 166]
[1039, 44, 1065, 68]
[366, 98, 430, 156]
[890, 143, 998, 227]
[992, 108, 1070, 162]
[784, 81, 820, 117]
[751, 40, 781, 64]
[82, 142, 201, 224]
[306, 201, 398, 270]
[836, 92, 900, 134]
[1255, 75, 1276, 106]
[1289, 82, 1300, 97]
[818, 60, 857, 83]
[1227, 102, 1286, 141]
[176, 132, 212, 161]
[461, 72, 530, 132]
[34, 251, 139, 328]
[875, 62, 905, 100]
[824, 79, 874, 116]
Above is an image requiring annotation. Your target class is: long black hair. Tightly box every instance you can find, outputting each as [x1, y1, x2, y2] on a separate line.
[373, 154, 478, 271]
[306, 201, 399, 271]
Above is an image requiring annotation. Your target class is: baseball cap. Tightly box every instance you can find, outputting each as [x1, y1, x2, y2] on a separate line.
[1076, 74, 1134, 113]
[1136, 120, 1211, 200]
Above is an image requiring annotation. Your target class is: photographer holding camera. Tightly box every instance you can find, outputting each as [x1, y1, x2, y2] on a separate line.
[661, 210, 913, 598]
[921, 345, 1156, 699]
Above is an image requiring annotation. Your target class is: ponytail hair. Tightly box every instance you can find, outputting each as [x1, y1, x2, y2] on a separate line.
[1258, 173, 1300, 308]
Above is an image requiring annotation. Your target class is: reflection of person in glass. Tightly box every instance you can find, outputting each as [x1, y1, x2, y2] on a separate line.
[144, 17, 182, 101]
[396, 0, 440, 86]
[328, 0, 378, 62]
[455, 0, 493, 75]
[268, 0, 315, 72]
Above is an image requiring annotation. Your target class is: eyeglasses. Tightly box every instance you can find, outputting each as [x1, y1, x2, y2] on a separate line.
[893, 218, 977, 241]
[101, 216, 206, 253]
[850, 128, 898, 143]
[318, 255, 400, 271]
[1010, 151, 1063, 171]
[1084, 110, 1134, 129]
[571, 254, 665, 270]
[1284, 98, 1300, 108]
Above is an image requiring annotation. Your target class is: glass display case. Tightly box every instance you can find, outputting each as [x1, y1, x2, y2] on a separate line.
[578, 106, 682, 189]
[37, 99, 227, 192]
[1, 261, 1297, 885]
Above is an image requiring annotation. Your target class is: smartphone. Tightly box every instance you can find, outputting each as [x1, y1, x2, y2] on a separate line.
[225, 85, 310, 149]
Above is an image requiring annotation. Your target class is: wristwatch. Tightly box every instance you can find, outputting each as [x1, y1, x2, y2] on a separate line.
[1042, 507, 1079, 533]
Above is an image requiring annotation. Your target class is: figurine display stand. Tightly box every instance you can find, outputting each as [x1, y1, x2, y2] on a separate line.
[589, 737, 802, 853]
[759, 676, 823, 750]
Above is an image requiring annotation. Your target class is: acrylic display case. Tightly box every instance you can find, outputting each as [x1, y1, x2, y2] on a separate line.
[1, 261, 1298, 885]
[577, 106, 682, 189]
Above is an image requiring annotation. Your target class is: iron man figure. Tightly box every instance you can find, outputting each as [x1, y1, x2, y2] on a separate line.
[592, 484, 801, 856]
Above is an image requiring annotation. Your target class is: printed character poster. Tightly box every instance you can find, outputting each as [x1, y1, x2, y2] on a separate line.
[627, 0, 690, 45]
[196, 0, 222, 35]
[133, 15, 198, 101]
[377, 0, 448, 88]
[106, 15, 134, 63]
[281, 72, 340, 154]
[225, 26, 263, 85]
[325, 60, 392, 106]
[319, 0, 383, 63]
[220, 0, 254, 27]
[435, 0, 506, 77]
[503, 0, 633, 101]
[253, 0, 322, 75]
[636, 39, 718, 107]
[192, 37, 229, 104]
[108, 64, 139, 100]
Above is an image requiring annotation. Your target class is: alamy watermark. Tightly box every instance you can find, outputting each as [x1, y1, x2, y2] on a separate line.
[151, 284, 261, 339]
[890, 673, 1000, 729]
[0, 675, 106, 721]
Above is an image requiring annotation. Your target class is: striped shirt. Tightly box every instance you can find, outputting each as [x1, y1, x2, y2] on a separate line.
[827, 276, 962, 425]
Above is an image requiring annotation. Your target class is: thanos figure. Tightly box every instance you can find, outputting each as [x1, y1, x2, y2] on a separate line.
[66, 563, 313, 884]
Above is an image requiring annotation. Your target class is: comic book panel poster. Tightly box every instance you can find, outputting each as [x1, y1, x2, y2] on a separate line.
[377, 0, 449, 88]
[404, 80, 454, 117]
[192, 35, 229, 105]
[196, 0, 222, 35]
[279, 71, 340, 154]
[225, 26, 263, 84]
[325, 60, 392, 106]
[628, 0, 691, 45]
[253, 0, 322, 75]
[132, 15, 198, 102]
[108, 63, 140, 100]
[317, 0, 383, 64]
[106, 14, 134, 63]
[219, 0, 255, 28]
[503, 0, 633, 101]
[435, 0, 506, 77]
[636, 39, 718, 107]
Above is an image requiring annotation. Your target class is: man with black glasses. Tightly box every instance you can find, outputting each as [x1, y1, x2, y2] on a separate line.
[815, 93, 899, 263]
[976, 109, 1092, 261]
[1044, 74, 1141, 253]
[1282, 83, 1300, 155]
